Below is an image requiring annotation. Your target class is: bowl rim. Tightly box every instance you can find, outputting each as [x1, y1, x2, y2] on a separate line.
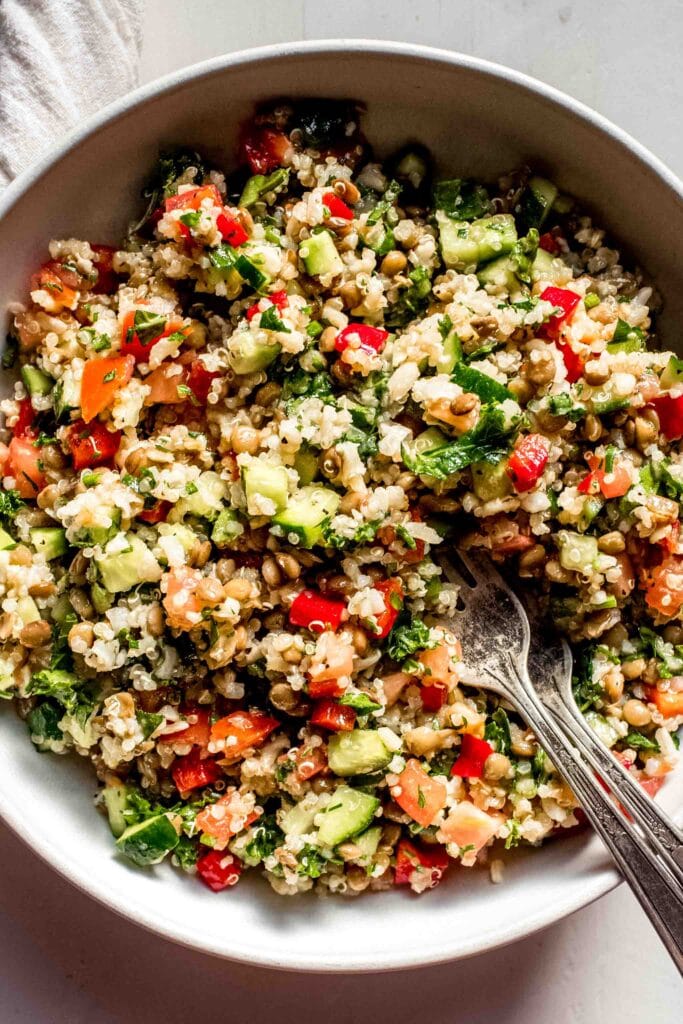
[0, 38, 680, 972]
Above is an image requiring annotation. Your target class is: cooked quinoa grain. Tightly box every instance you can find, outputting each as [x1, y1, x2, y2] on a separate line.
[1, 100, 681, 897]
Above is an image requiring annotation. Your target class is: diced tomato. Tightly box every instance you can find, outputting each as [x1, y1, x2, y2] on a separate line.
[240, 125, 291, 174]
[539, 232, 560, 254]
[291, 744, 328, 782]
[143, 362, 189, 405]
[578, 453, 631, 499]
[650, 393, 683, 441]
[539, 286, 581, 341]
[138, 500, 171, 524]
[644, 555, 683, 618]
[335, 324, 389, 355]
[246, 290, 288, 322]
[196, 791, 260, 850]
[66, 418, 121, 470]
[30, 261, 79, 311]
[323, 193, 354, 220]
[451, 734, 493, 779]
[13, 397, 36, 438]
[80, 355, 135, 422]
[159, 707, 211, 748]
[162, 566, 205, 630]
[438, 801, 501, 852]
[381, 672, 413, 707]
[289, 589, 347, 633]
[310, 699, 356, 732]
[555, 339, 584, 383]
[216, 212, 249, 247]
[420, 683, 448, 711]
[506, 433, 550, 492]
[417, 640, 461, 685]
[393, 759, 447, 827]
[164, 184, 223, 213]
[90, 245, 119, 294]
[196, 849, 243, 891]
[394, 839, 450, 890]
[6, 436, 46, 498]
[371, 578, 404, 639]
[120, 310, 189, 363]
[645, 685, 683, 718]
[210, 710, 280, 759]
[639, 776, 666, 798]
[308, 678, 347, 699]
[171, 748, 221, 797]
[186, 359, 220, 404]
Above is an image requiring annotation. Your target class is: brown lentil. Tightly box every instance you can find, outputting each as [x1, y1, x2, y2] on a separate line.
[19, 619, 52, 648]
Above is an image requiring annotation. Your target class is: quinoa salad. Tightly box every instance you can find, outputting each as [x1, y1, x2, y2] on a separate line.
[0, 100, 681, 898]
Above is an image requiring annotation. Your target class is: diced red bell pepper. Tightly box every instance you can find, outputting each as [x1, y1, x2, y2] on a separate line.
[172, 748, 222, 797]
[66, 418, 121, 471]
[240, 125, 290, 174]
[308, 678, 347, 699]
[420, 683, 448, 711]
[13, 397, 36, 438]
[372, 578, 404, 639]
[289, 589, 347, 633]
[216, 212, 249, 247]
[506, 433, 550, 492]
[650, 393, 683, 441]
[196, 849, 242, 892]
[539, 232, 560, 254]
[310, 699, 356, 732]
[164, 184, 223, 213]
[450, 733, 493, 779]
[186, 359, 220, 405]
[90, 245, 119, 294]
[577, 453, 631, 499]
[539, 286, 581, 341]
[394, 839, 450, 890]
[80, 354, 135, 422]
[138, 500, 171, 524]
[6, 436, 46, 498]
[335, 324, 389, 355]
[556, 339, 584, 383]
[323, 192, 354, 220]
[246, 290, 288, 322]
[159, 707, 211, 748]
[210, 710, 280, 759]
[120, 310, 189, 364]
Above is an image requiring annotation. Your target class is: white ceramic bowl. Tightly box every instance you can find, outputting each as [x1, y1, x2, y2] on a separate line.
[0, 41, 681, 972]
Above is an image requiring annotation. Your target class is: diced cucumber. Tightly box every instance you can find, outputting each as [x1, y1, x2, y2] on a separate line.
[317, 785, 380, 848]
[50, 594, 74, 625]
[435, 331, 462, 374]
[158, 522, 197, 553]
[346, 400, 378, 433]
[173, 471, 227, 521]
[437, 213, 517, 271]
[21, 365, 53, 396]
[352, 825, 382, 864]
[103, 783, 130, 837]
[272, 485, 340, 547]
[234, 253, 269, 290]
[606, 320, 646, 354]
[519, 176, 559, 229]
[242, 460, 289, 516]
[293, 445, 319, 486]
[52, 368, 80, 419]
[211, 509, 244, 546]
[471, 459, 512, 501]
[280, 794, 327, 837]
[530, 248, 566, 284]
[17, 596, 40, 625]
[327, 730, 392, 777]
[95, 535, 162, 593]
[401, 427, 449, 472]
[591, 396, 630, 416]
[228, 332, 281, 375]
[30, 527, 67, 560]
[72, 510, 121, 549]
[0, 527, 16, 551]
[660, 355, 683, 390]
[578, 496, 604, 532]
[557, 531, 598, 574]
[239, 168, 289, 208]
[91, 582, 113, 614]
[585, 711, 619, 748]
[115, 814, 179, 867]
[477, 255, 519, 294]
[299, 231, 344, 277]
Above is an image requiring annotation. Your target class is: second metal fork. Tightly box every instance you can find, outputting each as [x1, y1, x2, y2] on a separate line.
[436, 547, 683, 972]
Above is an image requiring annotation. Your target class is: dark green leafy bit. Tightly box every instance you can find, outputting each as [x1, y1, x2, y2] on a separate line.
[260, 306, 290, 333]
[136, 710, 164, 739]
[27, 669, 82, 714]
[405, 405, 519, 480]
[290, 100, 360, 149]
[451, 363, 513, 403]
[433, 178, 492, 221]
[547, 393, 586, 422]
[367, 180, 402, 226]
[174, 835, 200, 870]
[532, 747, 548, 783]
[297, 844, 329, 878]
[322, 519, 381, 549]
[136, 148, 207, 231]
[509, 228, 539, 283]
[606, 319, 646, 353]
[342, 424, 378, 460]
[485, 708, 512, 755]
[625, 730, 659, 752]
[634, 627, 683, 679]
[0, 489, 26, 525]
[428, 749, 457, 776]
[243, 814, 283, 864]
[26, 701, 63, 750]
[239, 168, 290, 207]
[572, 645, 603, 711]
[384, 267, 432, 329]
[338, 692, 382, 713]
[127, 309, 166, 349]
[387, 619, 434, 662]
[2, 332, 18, 369]
[282, 369, 335, 414]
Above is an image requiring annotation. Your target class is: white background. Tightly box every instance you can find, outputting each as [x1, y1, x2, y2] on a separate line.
[1, 1, 681, 1019]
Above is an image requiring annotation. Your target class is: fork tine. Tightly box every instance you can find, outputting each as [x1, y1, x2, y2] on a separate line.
[435, 552, 470, 590]
[455, 546, 502, 586]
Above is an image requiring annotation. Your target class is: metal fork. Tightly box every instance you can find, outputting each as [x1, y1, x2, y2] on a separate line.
[436, 548, 683, 972]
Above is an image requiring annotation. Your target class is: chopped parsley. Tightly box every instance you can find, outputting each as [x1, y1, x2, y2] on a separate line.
[387, 620, 435, 662]
[433, 178, 492, 221]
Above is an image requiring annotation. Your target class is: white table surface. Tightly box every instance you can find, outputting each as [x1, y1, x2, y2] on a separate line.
[2, 1, 681, 1019]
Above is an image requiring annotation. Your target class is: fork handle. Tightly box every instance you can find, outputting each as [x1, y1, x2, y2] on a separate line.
[506, 681, 683, 973]
[548, 694, 683, 885]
